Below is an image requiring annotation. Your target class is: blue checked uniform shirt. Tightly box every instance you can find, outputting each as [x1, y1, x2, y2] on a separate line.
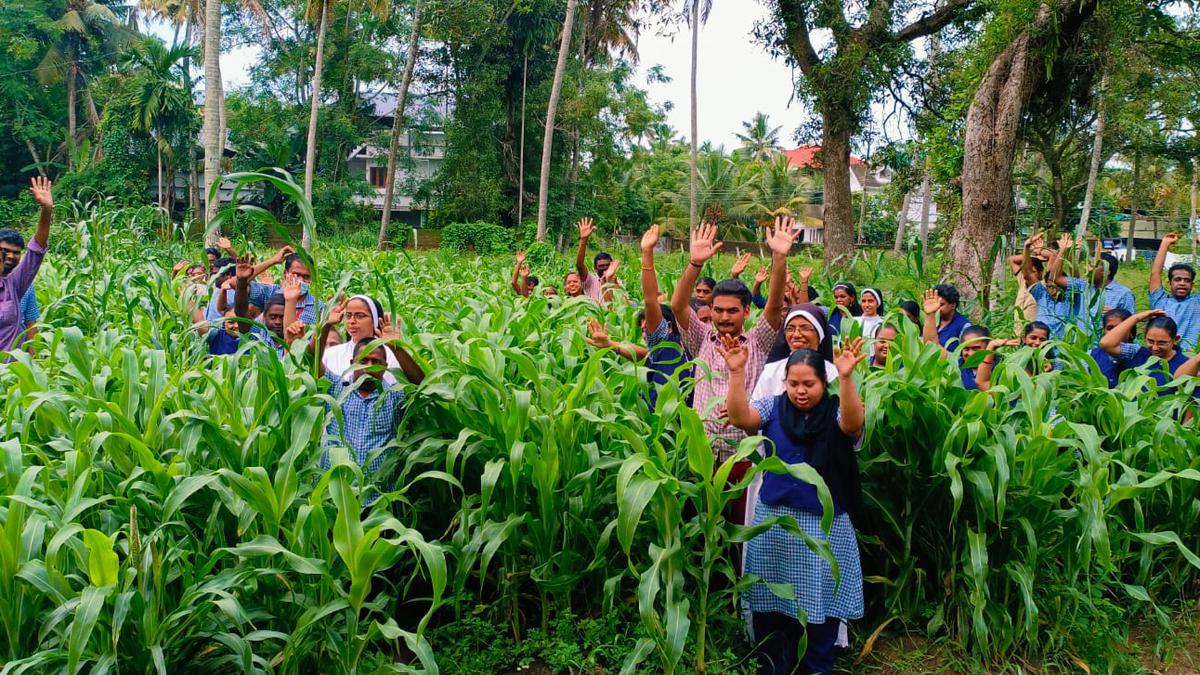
[319, 374, 407, 478]
[248, 282, 324, 325]
[1150, 287, 1200, 352]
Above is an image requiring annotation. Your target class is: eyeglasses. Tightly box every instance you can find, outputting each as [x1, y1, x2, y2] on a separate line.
[345, 312, 373, 321]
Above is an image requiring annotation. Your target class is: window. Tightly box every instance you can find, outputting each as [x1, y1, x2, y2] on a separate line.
[368, 166, 388, 188]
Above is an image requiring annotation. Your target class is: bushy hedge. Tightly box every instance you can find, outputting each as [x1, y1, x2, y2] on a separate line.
[439, 221, 514, 256]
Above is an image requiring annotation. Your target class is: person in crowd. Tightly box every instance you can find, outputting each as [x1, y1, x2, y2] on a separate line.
[1149, 232, 1200, 351]
[1007, 237, 1051, 333]
[695, 276, 717, 305]
[247, 246, 324, 325]
[574, 217, 622, 303]
[0, 178, 52, 355]
[753, 305, 838, 401]
[689, 298, 712, 325]
[670, 218, 795, 524]
[921, 289, 989, 390]
[930, 283, 972, 347]
[1096, 252, 1136, 315]
[1031, 233, 1098, 338]
[316, 294, 425, 387]
[206, 309, 242, 356]
[721, 336, 866, 675]
[511, 251, 533, 297]
[1091, 308, 1132, 388]
[857, 289, 884, 339]
[563, 271, 584, 297]
[0, 228, 42, 351]
[870, 324, 899, 368]
[728, 252, 753, 283]
[208, 257, 239, 322]
[827, 282, 862, 335]
[1022, 321, 1051, 348]
[899, 300, 921, 327]
[289, 319, 415, 505]
[1098, 308, 1188, 389]
[973, 322, 1058, 393]
[750, 265, 770, 310]
[234, 257, 288, 356]
[205, 237, 239, 274]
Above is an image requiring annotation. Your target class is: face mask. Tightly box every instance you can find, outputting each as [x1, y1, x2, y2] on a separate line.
[297, 281, 310, 296]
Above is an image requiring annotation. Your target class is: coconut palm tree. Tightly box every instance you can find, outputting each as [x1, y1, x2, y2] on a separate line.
[683, 0, 712, 234]
[535, 0, 580, 242]
[735, 112, 782, 163]
[124, 38, 197, 209]
[36, 0, 137, 163]
[202, 0, 221, 225]
[734, 154, 813, 223]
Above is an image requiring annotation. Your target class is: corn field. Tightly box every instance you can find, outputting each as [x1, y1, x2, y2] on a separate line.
[1, 198, 1198, 674]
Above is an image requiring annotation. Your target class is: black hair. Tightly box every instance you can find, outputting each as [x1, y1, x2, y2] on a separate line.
[0, 229, 25, 248]
[934, 283, 960, 307]
[832, 282, 863, 316]
[1100, 253, 1119, 282]
[710, 279, 752, 307]
[783, 349, 829, 387]
[283, 253, 305, 272]
[1166, 263, 1195, 284]
[860, 288, 885, 314]
[805, 285, 820, 301]
[526, 275, 540, 287]
[638, 304, 681, 337]
[187, 264, 206, 275]
[877, 323, 901, 336]
[768, 304, 833, 363]
[1145, 315, 1179, 340]
[697, 276, 717, 290]
[263, 293, 287, 313]
[1023, 321, 1051, 337]
[213, 257, 237, 282]
[1029, 257, 1045, 275]
[899, 300, 921, 326]
[594, 252, 613, 267]
[688, 298, 707, 312]
[1103, 308, 1132, 324]
[961, 324, 990, 341]
[205, 247, 220, 258]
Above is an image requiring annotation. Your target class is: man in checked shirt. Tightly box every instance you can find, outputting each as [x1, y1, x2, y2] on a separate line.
[670, 215, 797, 525]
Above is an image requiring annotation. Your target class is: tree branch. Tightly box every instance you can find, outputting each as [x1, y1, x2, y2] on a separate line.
[776, 0, 821, 75]
[894, 0, 974, 43]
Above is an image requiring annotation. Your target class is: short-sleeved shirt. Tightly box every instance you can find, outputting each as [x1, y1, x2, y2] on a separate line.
[1029, 279, 1090, 338]
[937, 312, 972, 348]
[681, 309, 779, 462]
[319, 373, 407, 476]
[248, 325, 286, 357]
[15, 287, 39, 347]
[1114, 342, 1188, 389]
[580, 272, 621, 304]
[1103, 281, 1136, 315]
[206, 329, 240, 356]
[1090, 346, 1120, 388]
[205, 288, 235, 323]
[1149, 288, 1200, 352]
[0, 238, 45, 352]
[248, 282, 324, 325]
[645, 318, 692, 408]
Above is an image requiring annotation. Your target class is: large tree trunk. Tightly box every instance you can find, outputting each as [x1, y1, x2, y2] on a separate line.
[893, 190, 911, 254]
[303, 0, 331, 245]
[516, 51, 528, 225]
[67, 57, 78, 169]
[820, 116, 855, 266]
[377, 0, 423, 250]
[949, 31, 1038, 308]
[202, 0, 223, 228]
[1076, 72, 1106, 239]
[534, 0, 579, 242]
[688, 0, 699, 233]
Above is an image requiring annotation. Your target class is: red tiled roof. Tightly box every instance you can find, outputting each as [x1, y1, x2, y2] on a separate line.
[782, 145, 865, 169]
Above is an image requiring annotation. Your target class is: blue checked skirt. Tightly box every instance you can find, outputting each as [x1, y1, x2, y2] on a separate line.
[743, 500, 864, 623]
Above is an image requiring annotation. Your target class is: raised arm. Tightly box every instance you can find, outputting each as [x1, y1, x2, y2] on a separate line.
[1176, 351, 1200, 378]
[511, 251, 528, 296]
[312, 297, 345, 359]
[671, 222, 724, 333]
[796, 267, 813, 304]
[833, 337, 868, 436]
[601, 259, 621, 304]
[252, 245, 294, 279]
[974, 339, 1019, 393]
[283, 277, 302, 322]
[1099, 309, 1161, 356]
[641, 225, 664, 333]
[575, 217, 594, 281]
[751, 264, 769, 298]
[762, 215, 800, 329]
[1046, 233, 1073, 288]
[1149, 233, 1178, 294]
[378, 314, 425, 385]
[1019, 234, 1044, 287]
[921, 288, 942, 348]
[729, 252, 751, 280]
[718, 334, 760, 433]
[29, 177, 53, 249]
[233, 257, 254, 333]
[586, 318, 648, 362]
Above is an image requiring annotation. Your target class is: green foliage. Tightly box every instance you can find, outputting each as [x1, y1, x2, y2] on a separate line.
[439, 221, 514, 255]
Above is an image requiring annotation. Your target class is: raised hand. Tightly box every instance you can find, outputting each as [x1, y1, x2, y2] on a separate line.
[765, 215, 799, 257]
[833, 337, 868, 378]
[585, 318, 613, 349]
[217, 236, 233, 251]
[577, 217, 595, 240]
[515, 250, 526, 265]
[235, 255, 255, 282]
[602, 259, 621, 282]
[922, 288, 940, 315]
[716, 333, 748, 372]
[1162, 232, 1180, 249]
[1057, 233, 1074, 251]
[282, 276, 303, 302]
[754, 264, 770, 284]
[378, 313, 401, 341]
[798, 267, 813, 284]
[689, 222, 724, 265]
[987, 338, 1020, 350]
[276, 244, 295, 262]
[730, 252, 752, 278]
[326, 296, 347, 324]
[284, 320, 306, 343]
[521, 264, 530, 277]
[640, 224, 660, 253]
[173, 260, 189, 275]
[1023, 233, 1044, 251]
[1140, 308, 1169, 321]
[29, 176, 53, 211]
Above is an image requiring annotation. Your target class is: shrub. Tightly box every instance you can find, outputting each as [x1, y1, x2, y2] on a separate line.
[440, 221, 514, 256]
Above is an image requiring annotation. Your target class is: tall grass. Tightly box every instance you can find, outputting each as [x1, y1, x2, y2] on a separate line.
[0, 183, 1197, 672]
